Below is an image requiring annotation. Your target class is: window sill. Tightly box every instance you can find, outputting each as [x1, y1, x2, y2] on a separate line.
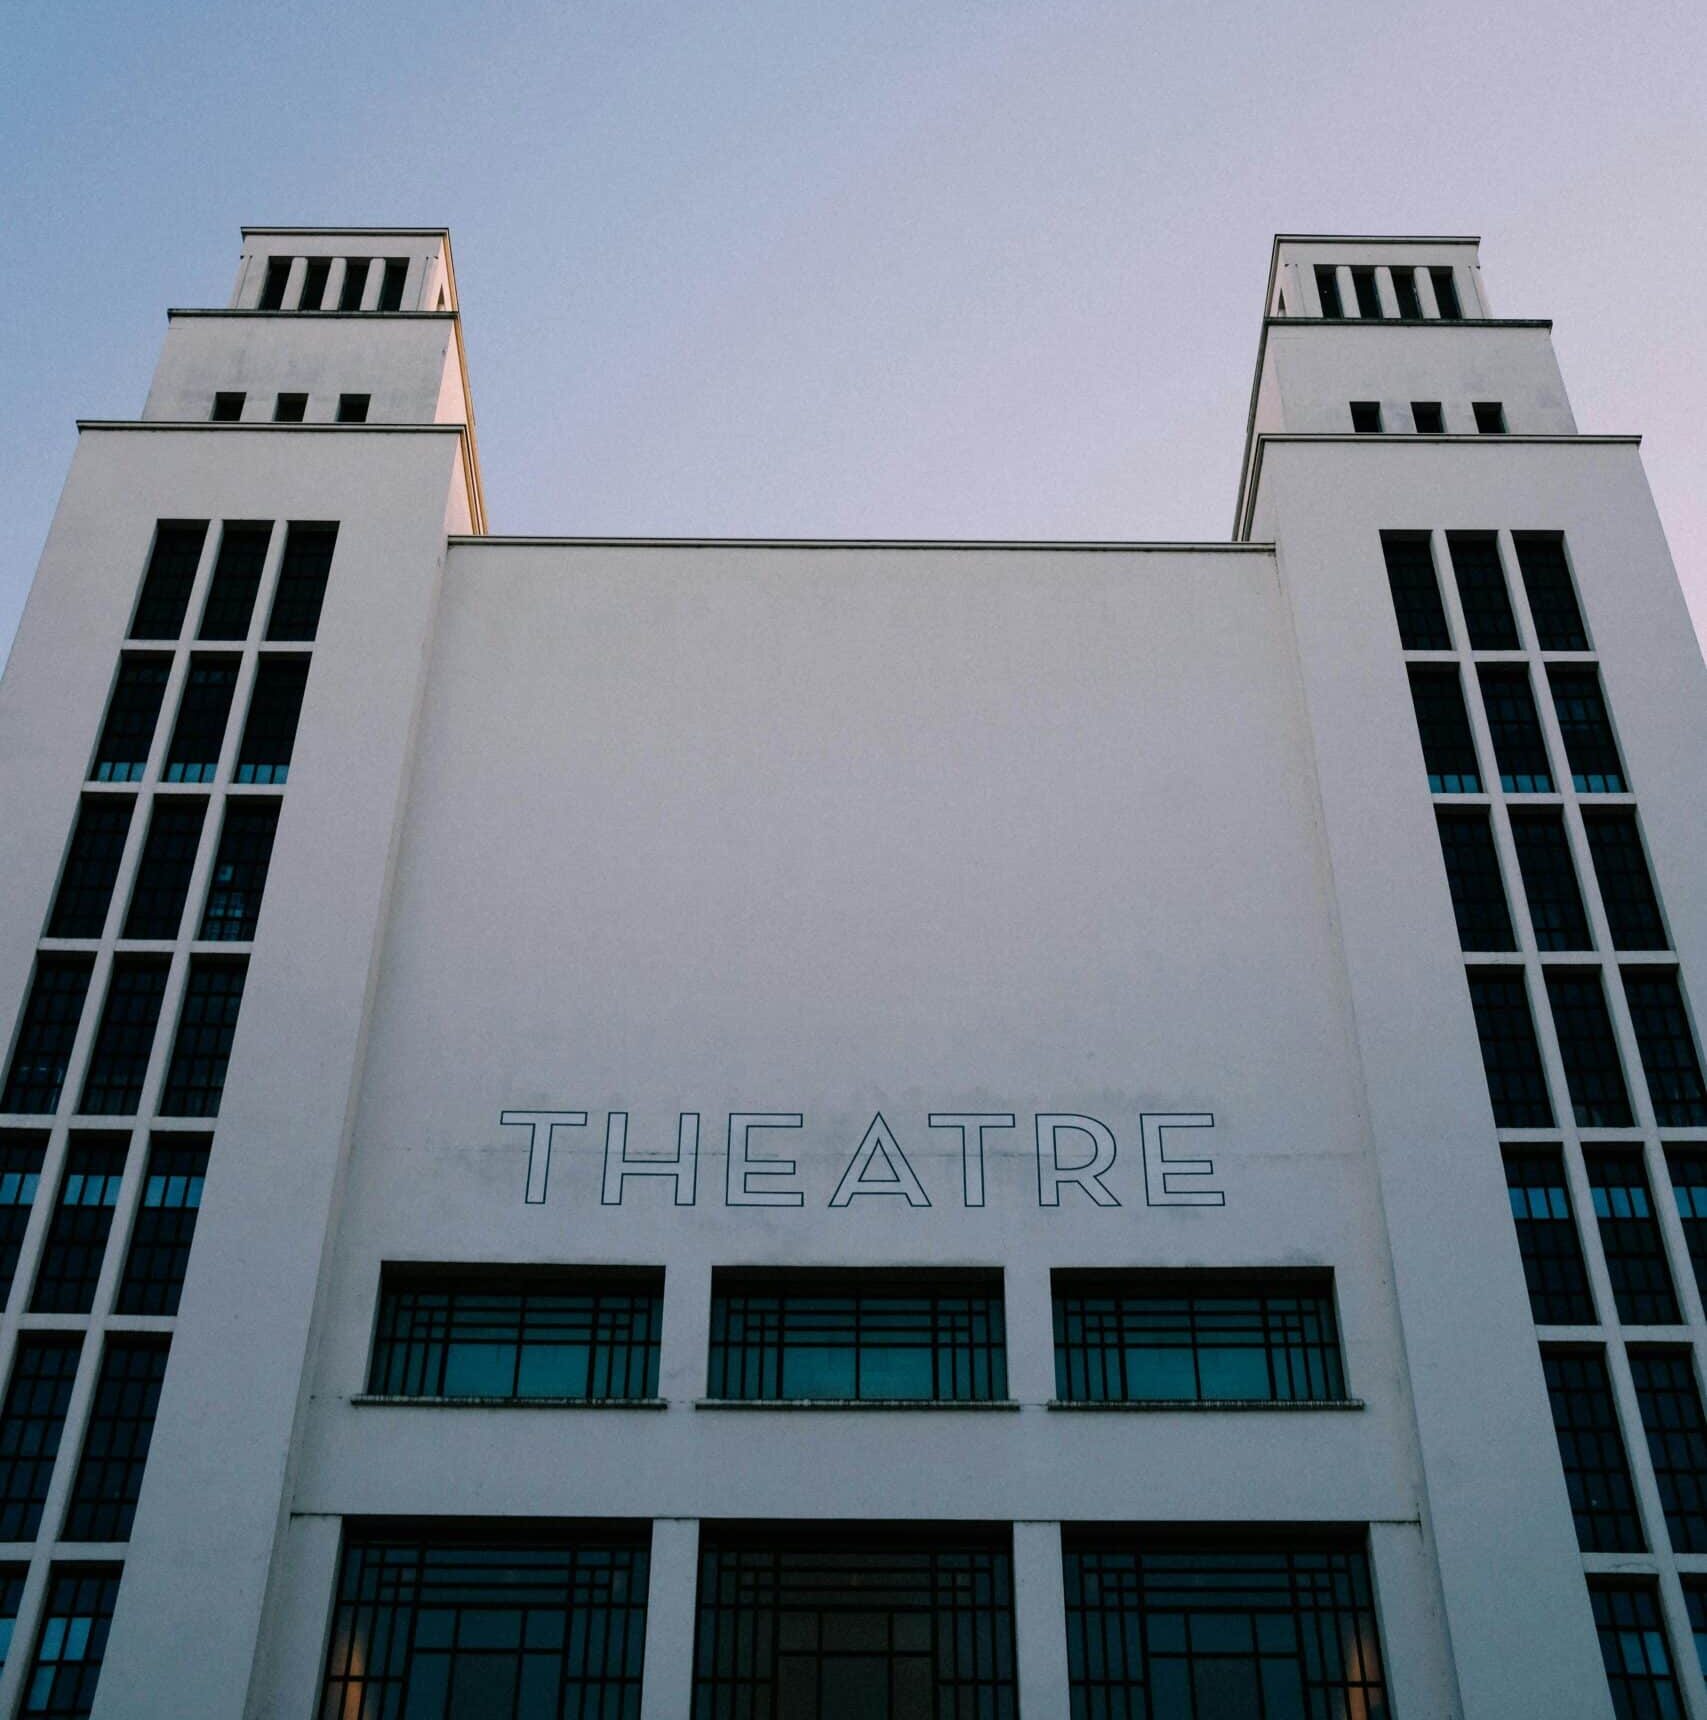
[1047, 1398, 1363, 1412]
[695, 1398, 1021, 1412]
[350, 1395, 668, 1411]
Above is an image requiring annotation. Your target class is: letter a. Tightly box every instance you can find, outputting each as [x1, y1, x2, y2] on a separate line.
[830, 1113, 931, 1207]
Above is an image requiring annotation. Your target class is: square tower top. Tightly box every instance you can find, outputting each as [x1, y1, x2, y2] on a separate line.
[231, 228, 457, 316]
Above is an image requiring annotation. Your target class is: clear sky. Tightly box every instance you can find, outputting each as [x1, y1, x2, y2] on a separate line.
[3, 0, 1704, 667]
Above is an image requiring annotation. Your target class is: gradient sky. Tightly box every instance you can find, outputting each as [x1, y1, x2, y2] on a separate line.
[3, 0, 1705, 668]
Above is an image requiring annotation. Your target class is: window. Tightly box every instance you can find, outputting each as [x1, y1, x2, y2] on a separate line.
[1513, 533, 1589, 651]
[1542, 1348, 1644, 1550]
[1429, 266, 1463, 319]
[1550, 667, 1626, 792]
[336, 392, 370, 423]
[1504, 1148, 1595, 1324]
[116, 1137, 209, 1316]
[1391, 266, 1423, 319]
[158, 959, 245, 1117]
[89, 655, 169, 782]
[2, 957, 93, 1115]
[257, 257, 291, 310]
[162, 655, 239, 783]
[1548, 970, 1632, 1125]
[1350, 400, 1382, 433]
[1407, 667, 1481, 792]
[210, 392, 244, 422]
[1350, 266, 1382, 317]
[321, 1531, 649, 1720]
[77, 959, 168, 1115]
[378, 257, 408, 311]
[1447, 532, 1519, 648]
[338, 257, 370, 311]
[20, 1565, 120, 1719]
[0, 1335, 82, 1540]
[1684, 1579, 1707, 1685]
[1411, 400, 1445, 434]
[1586, 1150, 1680, 1325]
[1630, 1349, 1707, 1553]
[1590, 1580, 1683, 1719]
[234, 657, 309, 784]
[1623, 970, 1707, 1127]
[0, 1134, 46, 1308]
[1314, 264, 1343, 319]
[1465, 968, 1553, 1127]
[122, 797, 207, 939]
[266, 521, 336, 641]
[197, 521, 271, 641]
[199, 800, 280, 941]
[1511, 812, 1590, 949]
[1477, 666, 1553, 792]
[1381, 532, 1450, 649]
[1062, 1536, 1387, 1720]
[1585, 814, 1666, 950]
[1436, 811, 1515, 950]
[128, 522, 206, 640]
[1668, 1148, 1707, 1307]
[273, 392, 307, 423]
[61, 1338, 168, 1543]
[31, 1136, 126, 1315]
[368, 1268, 662, 1400]
[1052, 1272, 1345, 1403]
[1473, 400, 1507, 433]
[0, 1565, 22, 1667]
[47, 799, 135, 939]
[300, 257, 331, 310]
[694, 1527, 1015, 1719]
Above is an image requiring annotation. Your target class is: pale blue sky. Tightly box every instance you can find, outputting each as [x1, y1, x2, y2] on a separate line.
[3, 0, 1704, 664]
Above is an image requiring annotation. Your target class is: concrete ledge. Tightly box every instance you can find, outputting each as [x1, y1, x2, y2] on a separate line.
[1047, 1398, 1365, 1412]
[350, 1395, 669, 1410]
[694, 1398, 1022, 1412]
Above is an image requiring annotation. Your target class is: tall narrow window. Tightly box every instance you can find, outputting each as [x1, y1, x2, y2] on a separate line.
[210, 392, 244, 422]
[1590, 1581, 1682, 1717]
[1314, 264, 1343, 318]
[0, 1565, 22, 1668]
[338, 257, 370, 311]
[1547, 970, 1632, 1126]
[21, 1565, 120, 1720]
[1411, 400, 1445, 434]
[2, 957, 94, 1115]
[199, 800, 280, 941]
[1586, 1149, 1680, 1325]
[1392, 266, 1423, 318]
[0, 1335, 83, 1539]
[1448, 532, 1519, 648]
[1542, 1348, 1644, 1550]
[1623, 971, 1707, 1127]
[1465, 969, 1553, 1127]
[336, 393, 370, 423]
[1669, 1148, 1707, 1307]
[62, 1338, 168, 1542]
[1350, 400, 1382, 433]
[1436, 811, 1514, 950]
[1478, 666, 1553, 792]
[78, 959, 168, 1115]
[1686, 1580, 1707, 1686]
[1473, 400, 1507, 434]
[1350, 265, 1382, 317]
[1510, 812, 1591, 949]
[31, 1136, 127, 1315]
[235, 658, 309, 785]
[1629, 1349, 1707, 1553]
[128, 522, 206, 640]
[121, 797, 207, 940]
[265, 522, 336, 640]
[158, 959, 246, 1118]
[47, 799, 135, 939]
[116, 1137, 209, 1317]
[300, 257, 331, 310]
[1408, 667, 1481, 792]
[0, 1134, 46, 1309]
[1513, 533, 1589, 650]
[1504, 1148, 1595, 1324]
[1382, 532, 1450, 648]
[1585, 814, 1666, 950]
[378, 257, 408, 311]
[89, 655, 170, 782]
[1549, 667, 1626, 792]
[257, 257, 291, 310]
[196, 521, 271, 641]
[1430, 266, 1463, 318]
[162, 656, 239, 783]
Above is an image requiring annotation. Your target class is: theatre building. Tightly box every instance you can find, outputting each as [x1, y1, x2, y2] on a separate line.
[1, 225, 1705, 1717]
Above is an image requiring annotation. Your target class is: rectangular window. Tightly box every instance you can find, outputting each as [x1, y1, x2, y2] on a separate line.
[31, 1136, 127, 1315]
[273, 392, 307, 423]
[1465, 968, 1553, 1127]
[1477, 665, 1554, 792]
[47, 798, 135, 939]
[121, 797, 207, 940]
[336, 392, 370, 423]
[694, 1527, 1015, 1718]
[1623, 970, 1707, 1127]
[158, 959, 246, 1118]
[0, 1564, 22, 1667]
[1350, 400, 1382, 433]
[234, 657, 309, 785]
[1062, 1536, 1387, 1720]
[116, 1137, 209, 1317]
[257, 257, 291, 310]
[1473, 400, 1507, 433]
[89, 655, 170, 782]
[21, 1565, 120, 1719]
[61, 1338, 168, 1543]
[1411, 400, 1445, 434]
[1549, 667, 1626, 792]
[1511, 812, 1591, 949]
[199, 800, 280, 941]
[1590, 1581, 1682, 1718]
[265, 521, 336, 641]
[0, 1134, 46, 1309]
[1585, 814, 1666, 950]
[1685, 1579, 1707, 1685]
[1314, 264, 1343, 319]
[1052, 1272, 1345, 1403]
[378, 257, 408, 311]
[1391, 266, 1423, 319]
[300, 257, 331, 310]
[1629, 1349, 1707, 1553]
[1513, 532, 1589, 651]
[709, 1270, 1007, 1402]
[1587, 1149, 1680, 1325]
[162, 655, 239, 783]
[1381, 532, 1450, 649]
[128, 522, 206, 640]
[2, 957, 94, 1115]
[338, 257, 370, 311]
[1542, 1348, 1644, 1550]
[1436, 811, 1515, 950]
[1548, 970, 1632, 1125]
[1447, 532, 1519, 648]
[210, 392, 244, 422]
[368, 1268, 663, 1400]
[77, 959, 168, 1115]
[1407, 667, 1481, 792]
[1430, 266, 1463, 318]
[196, 521, 271, 641]
[321, 1531, 649, 1720]
[1504, 1148, 1595, 1324]
[1350, 266, 1382, 317]
[0, 1335, 82, 1540]
[1669, 1148, 1707, 1308]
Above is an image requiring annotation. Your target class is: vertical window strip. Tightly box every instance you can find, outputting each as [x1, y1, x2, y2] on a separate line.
[128, 522, 207, 642]
[121, 798, 208, 941]
[1541, 1348, 1645, 1551]
[1465, 969, 1553, 1128]
[161, 656, 239, 784]
[196, 522, 271, 641]
[1435, 811, 1515, 951]
[1586, 1150, 1680, 1325]
[116, 1137, 209, 1317]
[62, 1338, 169, 1543]
[0, 1334, 83, 1540]
[158, 960, 246, 1118]
[1545, 970, 1632, 1128]
[1589, 1580, 1682, 1717]
[1510, 813, 1591, 950]
[264, 522, 336, 642]
[2, 957, 94, 1116]
[1381, 533, 1451, 650]
[0, 1133, 47, 1309]
[198, 800, 280, 942]
[1549, 667, 1626, 793]
[1513, 533, 1589, 652]
[1408, 667, 1482, 793]
[1667, 1148, 1707, 1309]
[30, 1137, 127, 1316]
[1447, 532, 1519, 649]
[1477, 666, 1554, 793]
[1629, 1349, 1707, 1553]
[1585, 814, 1667, 952]
[235, 659, 309, 785]
[46, 799, 135, 940]
[22, 1565, 121, 1719]
[1623, 970, 1707, 1128]
[1504, 1148, 1596, 1325]
[89, 656, 169, 784]
[77, 959, 168, 1116]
